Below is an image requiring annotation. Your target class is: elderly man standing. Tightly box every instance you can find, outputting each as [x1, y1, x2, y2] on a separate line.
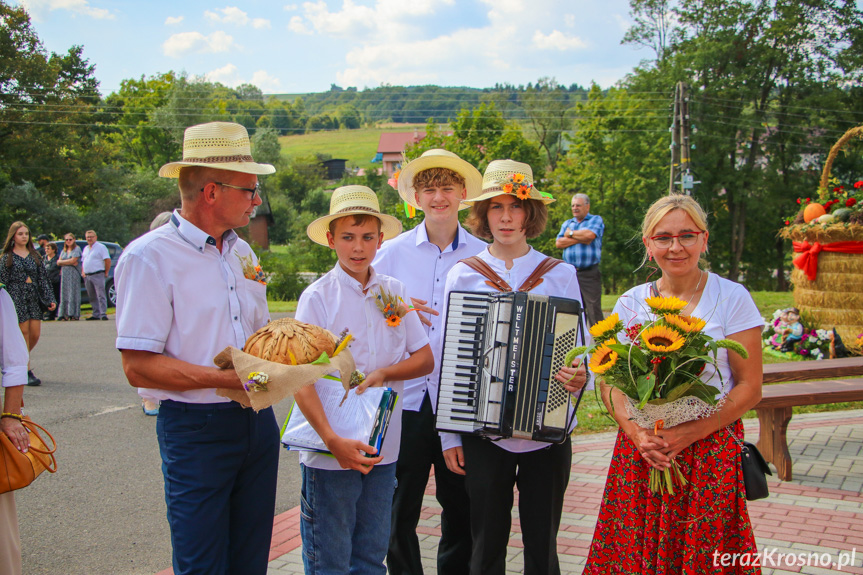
[81, 230, 111, 320]
[556, 193, 605, 327]
[114, 122, 277, 575]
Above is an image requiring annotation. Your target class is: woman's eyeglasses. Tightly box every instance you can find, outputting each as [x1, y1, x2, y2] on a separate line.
[649, 231, 705, 249]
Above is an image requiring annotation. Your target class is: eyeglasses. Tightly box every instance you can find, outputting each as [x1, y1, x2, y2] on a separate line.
[65, 238, 75, 242]
[649, 231, 705, 249]
[209, 182, 261, 201]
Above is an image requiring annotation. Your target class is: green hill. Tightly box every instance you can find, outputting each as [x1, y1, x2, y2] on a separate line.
[278, 123, 428, 168]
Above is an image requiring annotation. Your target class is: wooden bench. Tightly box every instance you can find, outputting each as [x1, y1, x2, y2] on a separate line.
[756, 357, 863, 481]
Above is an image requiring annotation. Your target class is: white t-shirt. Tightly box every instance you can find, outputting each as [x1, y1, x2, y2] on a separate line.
[439, 246, 590, 454]
[612, 272, 763, 397]
[294, 262, 430, 471]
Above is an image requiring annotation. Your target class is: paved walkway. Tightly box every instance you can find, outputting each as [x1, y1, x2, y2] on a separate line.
[157, 410, 863, 575]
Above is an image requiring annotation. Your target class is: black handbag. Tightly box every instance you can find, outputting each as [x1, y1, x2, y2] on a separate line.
[740, 441, 772, 501]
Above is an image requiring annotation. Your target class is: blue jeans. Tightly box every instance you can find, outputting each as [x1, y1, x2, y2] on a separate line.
[157, 401, 280, 575]
[300, 463, 397, 575]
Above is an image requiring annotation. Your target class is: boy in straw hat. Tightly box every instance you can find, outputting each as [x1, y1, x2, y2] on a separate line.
[372, 148, 485, 575]
[114, 122, 279, 574]
[295, 185, 434, 574]
[440, 159, 589, 575]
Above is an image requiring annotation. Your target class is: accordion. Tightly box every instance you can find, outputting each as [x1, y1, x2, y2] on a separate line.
[435, 291, 585, 443]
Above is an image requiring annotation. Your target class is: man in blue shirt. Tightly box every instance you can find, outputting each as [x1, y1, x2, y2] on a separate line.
[556, 193, 604, 326]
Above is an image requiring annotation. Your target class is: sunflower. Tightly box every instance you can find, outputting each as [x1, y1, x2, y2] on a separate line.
[503, 183, 514, 193]
[516, 185, 531, 200]
[588, 339, 619, 374]
[641, 325, 685, 353]
[664, 314, 706, 333]
[386, 315, 401, 327]
[512, 173, 525, 183]
[589, 313, 624, 341]
[645, 295, 688, 315]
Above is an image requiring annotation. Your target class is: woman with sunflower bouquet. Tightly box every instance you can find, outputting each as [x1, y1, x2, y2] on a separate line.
[583, 195, 764, 575]
[440, 160, 589, 575]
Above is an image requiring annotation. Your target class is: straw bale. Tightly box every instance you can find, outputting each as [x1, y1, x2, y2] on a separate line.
[780, 224, 863, 243]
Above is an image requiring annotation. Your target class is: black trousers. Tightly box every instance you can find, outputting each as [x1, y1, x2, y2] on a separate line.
[462, 435, 572, 575]
[388, 393, 472, 575]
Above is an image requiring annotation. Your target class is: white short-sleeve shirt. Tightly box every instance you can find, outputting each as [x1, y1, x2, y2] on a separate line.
[612, 272, 763, 396]
[1, 289, 28, 387]
[114, 211, 270, 404]
[295, 262, 430, 471]
[440, 247, 589, 454]
[373, 221, 487, 412]
[81, 241, 111, 274]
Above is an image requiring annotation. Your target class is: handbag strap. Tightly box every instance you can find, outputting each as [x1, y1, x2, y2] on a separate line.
[21, 418, 58, 473]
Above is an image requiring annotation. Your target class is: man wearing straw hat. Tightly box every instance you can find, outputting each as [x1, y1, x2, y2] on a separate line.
[373, 149, 485, 575]
[114, 122, 278, 575]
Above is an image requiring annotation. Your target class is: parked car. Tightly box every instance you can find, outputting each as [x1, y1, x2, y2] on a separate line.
[52, 240, 124, 307]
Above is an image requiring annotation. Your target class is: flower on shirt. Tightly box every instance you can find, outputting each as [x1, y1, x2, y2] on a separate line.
[375, 287, 415, 327]
[236, 251, 266, 285]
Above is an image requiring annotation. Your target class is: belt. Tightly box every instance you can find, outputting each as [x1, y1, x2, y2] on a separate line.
[160, 399, 242, 410]
[575, 263, 599, 272]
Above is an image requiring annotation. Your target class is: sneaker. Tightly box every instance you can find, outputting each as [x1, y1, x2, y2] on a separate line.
[101, 316, 109, 321]
[27, 370, 41, 386]
[142, 400, 159, 416]
[86, 316, 99, 321]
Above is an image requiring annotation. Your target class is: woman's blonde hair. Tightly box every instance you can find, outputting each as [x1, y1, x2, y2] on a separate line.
[640, 194, 709, 268]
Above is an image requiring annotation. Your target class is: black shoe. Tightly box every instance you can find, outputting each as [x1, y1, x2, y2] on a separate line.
[86, 316, 99, 321]
[101, 316, 109, 321]
[27, 370, 41, 386]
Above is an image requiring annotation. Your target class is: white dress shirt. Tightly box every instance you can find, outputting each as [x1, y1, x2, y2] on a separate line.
[440, 246, 591, 454]
[81, 241, 110, 274]
[1, 289, 28, 388]
[373, 222, 486, 412]
[114, 211, 270, 404]
[295, 262, 430, 471]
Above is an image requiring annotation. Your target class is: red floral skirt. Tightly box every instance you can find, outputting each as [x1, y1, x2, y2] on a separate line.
[583, 420, 760, 575]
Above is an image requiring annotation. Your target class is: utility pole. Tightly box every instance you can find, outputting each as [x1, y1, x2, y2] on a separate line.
[668, 82, 699, 195]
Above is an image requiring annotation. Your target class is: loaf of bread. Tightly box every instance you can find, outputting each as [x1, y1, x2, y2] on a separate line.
[243, 318, 337, 365]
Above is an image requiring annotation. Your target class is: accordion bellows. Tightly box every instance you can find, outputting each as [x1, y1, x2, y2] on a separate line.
[243, 317, 336, 365]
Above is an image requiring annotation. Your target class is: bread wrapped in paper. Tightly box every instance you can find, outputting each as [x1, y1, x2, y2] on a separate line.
[215, 318, 356, 411]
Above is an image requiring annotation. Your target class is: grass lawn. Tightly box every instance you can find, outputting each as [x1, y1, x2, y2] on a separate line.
[279, 123, 427, 167]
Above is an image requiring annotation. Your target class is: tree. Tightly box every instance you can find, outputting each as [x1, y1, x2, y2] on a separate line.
[520, 77, 572, 171]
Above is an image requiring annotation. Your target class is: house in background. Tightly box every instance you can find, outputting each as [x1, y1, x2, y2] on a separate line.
[321, 158, 348, 180]
[373, 131, 426, 175]
[243, 192, 274, 249]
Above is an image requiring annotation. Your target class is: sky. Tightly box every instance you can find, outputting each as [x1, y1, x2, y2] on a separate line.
[16, 0, 651, 96]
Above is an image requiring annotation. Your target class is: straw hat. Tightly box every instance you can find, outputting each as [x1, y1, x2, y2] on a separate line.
[396, 149, 483, 210]
[463, 159, 555, 205]
[306, 185, 403, 246]
[158, 122, 276, 178]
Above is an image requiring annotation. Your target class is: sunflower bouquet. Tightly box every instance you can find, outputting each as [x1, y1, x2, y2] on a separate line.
[565, 296, 748, 495]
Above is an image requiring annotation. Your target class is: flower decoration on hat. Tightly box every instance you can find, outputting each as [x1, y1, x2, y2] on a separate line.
[498, 172, 533, 200]
[375, 287, 416, 328]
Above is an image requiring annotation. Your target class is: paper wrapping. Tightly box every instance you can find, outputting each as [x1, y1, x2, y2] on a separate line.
[213, 346, 357, 411]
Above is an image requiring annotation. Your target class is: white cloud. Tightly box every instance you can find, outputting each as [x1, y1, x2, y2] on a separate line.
[205, 63, 240, 85]
[251, 70, 282, 91]
[204, 6, 271, 28]
[288, 15, 313, 35]
[21, 0, 113, 20]
[290, 0, 455, 40]
[283, 4, 298, 10]
[164, 15, 184, 25]
[532, 29, 588, 50]
[564, 14, 575, 27]
[162, 31, 237, 58]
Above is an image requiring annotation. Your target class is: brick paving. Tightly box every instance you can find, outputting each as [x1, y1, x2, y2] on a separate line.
[156, 410, 863, 575]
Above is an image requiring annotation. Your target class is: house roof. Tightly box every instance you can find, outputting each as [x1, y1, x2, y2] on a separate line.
[377, 132, 426, 154]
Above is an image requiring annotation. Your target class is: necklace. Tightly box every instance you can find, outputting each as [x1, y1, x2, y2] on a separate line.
[659, 270, 705, 315]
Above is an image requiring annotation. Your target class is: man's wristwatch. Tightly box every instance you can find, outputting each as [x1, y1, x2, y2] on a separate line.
[567, 230, 573, 238]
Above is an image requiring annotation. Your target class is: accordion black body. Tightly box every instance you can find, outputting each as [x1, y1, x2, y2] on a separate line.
[435, 291, 584, 443]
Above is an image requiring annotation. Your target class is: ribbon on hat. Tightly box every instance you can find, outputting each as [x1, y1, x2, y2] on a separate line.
[792, 240, 863, 281]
